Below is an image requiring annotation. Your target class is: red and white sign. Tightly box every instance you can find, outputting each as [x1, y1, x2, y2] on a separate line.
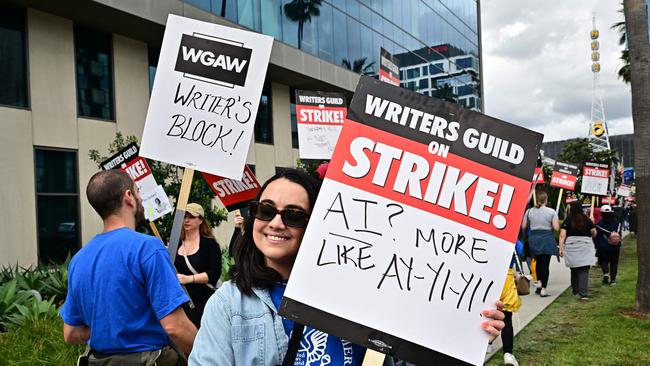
[379, 47, 400, 86]
[550, 161, 579, 190]
[532, 167, 545, 184]
[295, 90, 347, 159]
[202, 165, 260, 211]
[282, 77, 543, 366]
[565, 195, 578, 204]
[581, 162, 609, 196]
[601, 196, 616, 205]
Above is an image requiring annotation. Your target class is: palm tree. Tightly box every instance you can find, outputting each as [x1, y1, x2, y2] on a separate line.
[433, 83, 457, 103]
[612, 5, 631, 83]
[623, 0, 650, 315]
[341, 57, 376, 76]
[283, 0, 322, 49]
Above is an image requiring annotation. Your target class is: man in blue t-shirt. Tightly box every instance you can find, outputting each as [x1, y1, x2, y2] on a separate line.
[61, 170, 197, 364]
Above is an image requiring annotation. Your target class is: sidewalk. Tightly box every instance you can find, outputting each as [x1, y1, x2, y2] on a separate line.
[484, 256, 571, 363]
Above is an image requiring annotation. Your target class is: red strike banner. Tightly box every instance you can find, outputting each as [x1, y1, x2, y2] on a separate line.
[532, 167, 544, 184]
[122, 157, 152, 183]
[601, 196, 616, 205]
[202, 165, 260, 211]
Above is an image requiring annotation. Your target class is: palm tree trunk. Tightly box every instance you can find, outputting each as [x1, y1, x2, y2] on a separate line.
[624, 0, 650, 314]
[298, 21, 303, 49]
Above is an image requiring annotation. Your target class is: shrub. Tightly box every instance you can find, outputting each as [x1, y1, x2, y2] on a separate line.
[5, 297, 59, 329]
[0, 280, 33, 332]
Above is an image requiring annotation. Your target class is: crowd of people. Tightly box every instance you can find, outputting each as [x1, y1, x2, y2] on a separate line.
[60, 167, 506, 366]
[500, 191, 625, 366]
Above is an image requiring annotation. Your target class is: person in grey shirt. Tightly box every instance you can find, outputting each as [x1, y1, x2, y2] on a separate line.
[521, 191, 560, 297]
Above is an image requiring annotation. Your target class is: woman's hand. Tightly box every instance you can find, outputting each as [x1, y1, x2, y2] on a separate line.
[559, 247, 564, 257]
[177, 274, 194, 285]
[481, 301, 505, 342]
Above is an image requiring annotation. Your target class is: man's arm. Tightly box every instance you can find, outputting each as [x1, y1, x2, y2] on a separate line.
[159, 307, 197, 355]
[63, 323, 90, 344]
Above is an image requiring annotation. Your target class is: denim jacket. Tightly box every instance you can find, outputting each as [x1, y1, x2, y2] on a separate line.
[188, 281, 395, 366]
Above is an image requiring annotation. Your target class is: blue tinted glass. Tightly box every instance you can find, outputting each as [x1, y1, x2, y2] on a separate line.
[185, 0, 211, 12]
[212, 0, 238, 22]
[346, 0, 359, 18]
[254, 85, 272, 143]
[318, 3, 334, 62]
[359, 3, 372, 26]
[430, 63, 444, 74]
[406, 68, 420, 79]
[261, 0, 283, 40]
[419, 78, 429, 90]
[360, 25, 375, 74]
[456, 57, 473, 69]
[457, 85, 474, 96]
[37, 195, 80, 264]
[281, 0, 299, 48]
[238, 0, 261, 31]
[300, 6, 319, 55]
[333, 8, 349, 65]
[346, 17, 361, 68]
[422, 65, 428, 76]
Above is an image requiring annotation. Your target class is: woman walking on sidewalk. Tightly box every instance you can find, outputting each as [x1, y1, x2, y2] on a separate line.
[559, 201, 597, 301]
[521, 191, 559, 297]
[595, 205, 622, 285]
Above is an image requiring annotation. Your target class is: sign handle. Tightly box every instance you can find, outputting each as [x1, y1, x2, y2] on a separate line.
[362, 349, 386, 366]
[590, 196, 596, 222]
[149, 221, 162, 240]
[555, 188, 564, 213]
[167, 167, 196, 309]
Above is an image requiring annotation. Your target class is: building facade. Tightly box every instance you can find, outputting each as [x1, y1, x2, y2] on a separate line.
[0, 0, 482, 266]
[542, 134, 635, 168]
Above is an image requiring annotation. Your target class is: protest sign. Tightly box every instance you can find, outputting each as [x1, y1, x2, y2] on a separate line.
[379, 48, 400, 86]
[549, 161, 579, 190]
[202, 165, 260, 211]
[601, 196, 616, 205]
[281, 76, 543, 366]
[295, 90, 347, 159]
[533, 167, 544, 184]
[100, 143, 157, 195]
[142, 185, 173, 221]
[581, 162, 609, 196]
[616, 184, 631, 197]
[565, 195, 578, 204]
[139, 14, 273, 179]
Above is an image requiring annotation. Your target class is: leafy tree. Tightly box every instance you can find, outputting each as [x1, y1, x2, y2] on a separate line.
[433, 83, 457, 103]
[623, 0, 650, 315]
[283, 0, 322, 50]
[612, 5, 631, 83]
[89, 132, 227, 241]
[341, 57, 376, 76]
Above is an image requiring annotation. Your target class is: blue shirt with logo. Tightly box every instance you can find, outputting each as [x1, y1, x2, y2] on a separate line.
[60, 227, 188, 353]
[269, 282, 365, 366]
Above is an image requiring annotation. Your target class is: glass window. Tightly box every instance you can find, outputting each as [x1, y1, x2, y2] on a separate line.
[429, 63, 444, 74]
[212, 0, 238, 22]
[406, 68, 420, 79]
[317, 3, 334, 62]
[185, 0, 211, 12]
[147, 45, 160, 94]
[261, 0, 283, 40]
[74, 26, 114, 120]
[346, 0, 360, 18]
[254, 84, 273, 144]
[0, 5, 28, 108]
[35, 148, 80, 264]
[422, 65, 428, 76]
[419, 78, 429, 90]
[346, 17, 361, 69]
[299, 3, 320, 55]
[359, 3, 372, 26]
[456, 56, 474, 69]
[360, 25, 375, 74]
[238, 0, 261, 31]
[332, 8, 348, 66]
[289, 90, 299, 149]
[281, 0, 299, 48]
[457, 85, 474, 96]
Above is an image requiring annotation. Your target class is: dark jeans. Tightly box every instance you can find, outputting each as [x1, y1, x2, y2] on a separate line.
[502, 311, 514, 354]
[599, 248, 620, 281]
[535, 254, 551, 288]
[570, 266, 590, 297]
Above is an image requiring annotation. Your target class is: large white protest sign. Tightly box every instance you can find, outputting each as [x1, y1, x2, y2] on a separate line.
[581, 162, 610, 196]
[296, 90, 347, 159]
[140, 15, 273, 179]
[281, 77, 543, 366]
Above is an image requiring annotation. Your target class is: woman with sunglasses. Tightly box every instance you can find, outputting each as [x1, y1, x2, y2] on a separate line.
[189, 169, 504, 365]
[174, 203, 222, 328]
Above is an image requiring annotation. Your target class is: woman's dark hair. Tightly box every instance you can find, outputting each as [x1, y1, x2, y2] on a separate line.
[230, 168, 321, 295]
[568, 201, 587, 231]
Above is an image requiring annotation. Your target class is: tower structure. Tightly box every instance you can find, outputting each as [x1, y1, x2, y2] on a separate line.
[589, 15, 611, 151]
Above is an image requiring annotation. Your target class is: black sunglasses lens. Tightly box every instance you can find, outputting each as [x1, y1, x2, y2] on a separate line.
[282, 210, 309, 227]
[252, 202, 277, 221]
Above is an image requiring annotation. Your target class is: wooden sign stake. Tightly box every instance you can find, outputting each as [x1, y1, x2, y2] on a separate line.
[149, 222, 162, 240]
[166, 167, 196, 308]
[590, 196, 596, 222]
[362, 349, 386, 366]
[555, 188, 564, 213]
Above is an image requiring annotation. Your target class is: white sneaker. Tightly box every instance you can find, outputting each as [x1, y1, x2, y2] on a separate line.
[504, 352, 519, 366]
[540, 288, 549, 297]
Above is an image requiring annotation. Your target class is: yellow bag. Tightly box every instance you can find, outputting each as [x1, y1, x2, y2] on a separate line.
[500, 268, 522, 313]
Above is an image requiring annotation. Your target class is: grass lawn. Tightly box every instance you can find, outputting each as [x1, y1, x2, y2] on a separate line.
[487, 235, 650, 366]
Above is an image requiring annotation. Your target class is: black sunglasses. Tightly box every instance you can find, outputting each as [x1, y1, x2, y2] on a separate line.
[249, 201, 310, 228]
